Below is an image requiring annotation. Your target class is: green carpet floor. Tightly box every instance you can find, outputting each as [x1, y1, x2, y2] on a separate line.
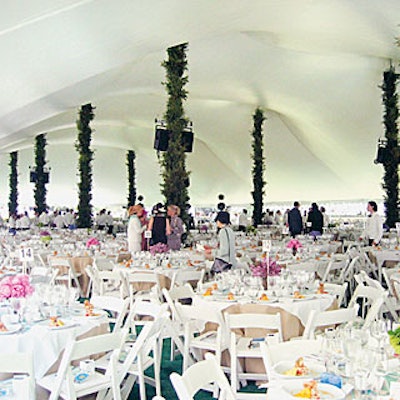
[127, 338, 267, 399]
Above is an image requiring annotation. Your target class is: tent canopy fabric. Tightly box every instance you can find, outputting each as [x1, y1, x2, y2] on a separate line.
[0, 0, 399, 209]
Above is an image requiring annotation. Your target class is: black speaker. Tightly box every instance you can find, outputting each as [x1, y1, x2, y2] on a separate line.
[375, 145, 388, 164]
[182, 130, 194, 153]
[43, 172, 49, 184]
[30, 171, 37, 183]
[154, 128, 170, 151]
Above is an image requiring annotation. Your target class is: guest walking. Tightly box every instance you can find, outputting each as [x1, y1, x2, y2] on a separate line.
[288, 201, 302, 237]
[167, 205, 184, 250]
[215, 211, 237, 268]
[127, 205, 146, 253]
[307, 202, 324, 237]
[360, 201, 383, 246]
[147, 203, 171, 246]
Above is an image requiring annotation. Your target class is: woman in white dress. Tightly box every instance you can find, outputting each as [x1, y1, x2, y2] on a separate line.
[127, 204, 146, 253]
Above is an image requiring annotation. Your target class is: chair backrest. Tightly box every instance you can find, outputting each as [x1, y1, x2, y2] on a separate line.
[127, 271, 161, 301]
[225, 312, 283, 342]
[382, 267, 400, 298]
[320, 282, 348, 307]
[50, 329, 127, 400]
[260, 339, 323, 382]
[170, 353, 235, 400]
[90, 295, 130, 331]
[0, 352, 34, 400]
[321, 255, 349, 282]
[93, 257, 115, 271]
[48, 256, 72, 268]
[302, 305, 359, 339]
[162, 284, 195, 322]
[171, 269, 205, 288]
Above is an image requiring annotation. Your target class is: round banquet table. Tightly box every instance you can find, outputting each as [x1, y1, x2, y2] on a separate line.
[0, 307, 109, 399]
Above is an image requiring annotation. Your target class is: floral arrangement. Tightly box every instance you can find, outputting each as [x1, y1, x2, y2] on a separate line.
[250, 257, 281, 278]
[40, 230, 52, 243]
[86, 237, 100, 248]
[0, 274, 34, 300]
[149, 242, 169, 256]
[286, 239, 302, 250]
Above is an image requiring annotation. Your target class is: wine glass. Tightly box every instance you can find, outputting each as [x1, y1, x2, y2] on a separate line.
[370, 320, 388, 348]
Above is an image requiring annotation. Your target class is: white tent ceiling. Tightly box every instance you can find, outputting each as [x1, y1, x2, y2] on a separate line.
[0, 0, 400, 210]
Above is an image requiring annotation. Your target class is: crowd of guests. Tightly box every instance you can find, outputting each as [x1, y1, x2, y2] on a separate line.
[5, 208, 115, 232]
[127, 202, 185, 253]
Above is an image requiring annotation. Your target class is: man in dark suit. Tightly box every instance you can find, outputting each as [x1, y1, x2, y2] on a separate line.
[288, 201, 302, 237]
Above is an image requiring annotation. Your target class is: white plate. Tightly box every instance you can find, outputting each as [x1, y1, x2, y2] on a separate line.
[281, 381, 345, 399]
[273, 360, 326, 379]
[0, 323, 21, 335]
[39, 319, 76, 330]
[71, 308, 107, 319]
[292, 294, 315, 301]
[255, 295, 278, 303]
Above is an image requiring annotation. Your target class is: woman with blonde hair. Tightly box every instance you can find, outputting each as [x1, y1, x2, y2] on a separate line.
[127, 204, 146, 253]
[167, 205, 184, 250]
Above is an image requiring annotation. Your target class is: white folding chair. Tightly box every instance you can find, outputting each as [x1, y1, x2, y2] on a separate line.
[94, 256, 116, 271]
[170, 353, 236, 400]
[127, 271, 162, 305]
[116, 311, 170, 400]
[0, 352, 35, 400]
[348, 284, 388, 328]
[37, 329, 127, 400]
[48, 256, 82, 295]
[225, 312, 282, 398]
[174, 300, 229, 391]
[90, 295, 130, 332]
[162, 284, 196, 360]
[302, 305, 359, 339]
[170, 269, 205, 289]
[260, 339, 323, 384]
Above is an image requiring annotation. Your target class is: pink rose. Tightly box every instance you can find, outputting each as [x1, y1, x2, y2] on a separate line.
[0, 284, 11, 299]
[11, 284, 25, 298]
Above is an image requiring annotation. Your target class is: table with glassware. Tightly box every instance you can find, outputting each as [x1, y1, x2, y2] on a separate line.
[0, 284, 110, 399]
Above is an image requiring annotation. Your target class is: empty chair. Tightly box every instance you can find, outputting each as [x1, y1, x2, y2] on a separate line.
[348, 284, 388, 328]
[93, 256, 116, 271]
[170, 268, 205, 289]
[86, 264, 124, 297]
[48, 256, 82, 295]
[90, 295, 130, 331]
[174, 300, 229, 383]
[170, 353, 236, 400]
[30, 265, 58, 285]
[116, 310, 170, 400]
[37, 330, 127, 400]
[0, 352, 35, 400]
[260, 339, 323, 385]
[302, 305, 359, 339]
[225, 312, 282, 398]
[127, 271, 162, 305]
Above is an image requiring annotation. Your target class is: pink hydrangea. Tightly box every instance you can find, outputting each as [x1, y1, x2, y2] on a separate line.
[0, 274, 34, 300]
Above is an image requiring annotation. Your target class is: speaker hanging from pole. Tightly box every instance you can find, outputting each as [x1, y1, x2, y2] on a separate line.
[153, 119, 194, 153]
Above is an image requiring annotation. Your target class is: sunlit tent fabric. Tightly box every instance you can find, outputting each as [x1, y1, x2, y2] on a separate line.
[0, 0, 399, 209]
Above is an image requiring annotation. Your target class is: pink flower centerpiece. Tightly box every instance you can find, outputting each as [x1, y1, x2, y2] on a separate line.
[287, 238, 302, 256]
[0, 274, 34, 300]
[149, 242, 169, 256]
[86, 237, 100, 248]
[250, 257, 281, 279]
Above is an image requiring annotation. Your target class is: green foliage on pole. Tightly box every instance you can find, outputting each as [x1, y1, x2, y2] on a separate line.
[160, 42, 191, 224]
[381, 65, 399, 228]
[251, 108, 266, 227]
[34, 133, 48, 214]
[127, 150, 136, 207]
[8, 151, 18, 216]
[76, 103, 95, 228]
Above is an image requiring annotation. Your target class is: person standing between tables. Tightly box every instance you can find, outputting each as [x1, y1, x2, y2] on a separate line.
[360, 201, 383, 246]
[215, 211, 237, 268]
[307, 202, 324, 237]
[288, 201, 303, 237]
[238, 209, 250, 232]
[127, 204, 146, 253]
[147, 203, 171, 246]
[167, 205, 184, 250]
